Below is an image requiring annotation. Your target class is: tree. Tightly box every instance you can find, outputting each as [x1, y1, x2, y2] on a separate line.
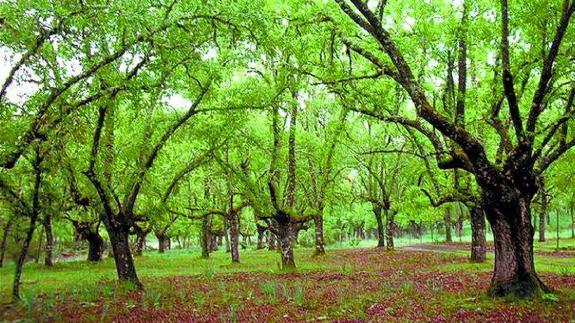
[330, 0, 575, 297]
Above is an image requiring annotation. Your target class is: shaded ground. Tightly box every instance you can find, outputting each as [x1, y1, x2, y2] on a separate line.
[1, 247, 574, 322]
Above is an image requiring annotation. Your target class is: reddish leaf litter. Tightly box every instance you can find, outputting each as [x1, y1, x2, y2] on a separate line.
[400, 242, 575, 258]
[2, 248, 574, 322]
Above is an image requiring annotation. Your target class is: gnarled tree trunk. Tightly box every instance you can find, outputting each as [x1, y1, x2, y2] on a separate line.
[484, 192, 549, 298]
[470, 206, 486, 263]
[276, 219, 295, 271]
[104, 218, 142, 288]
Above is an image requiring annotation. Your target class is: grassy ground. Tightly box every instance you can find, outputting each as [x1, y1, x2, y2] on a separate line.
[1, 238, 574, 322]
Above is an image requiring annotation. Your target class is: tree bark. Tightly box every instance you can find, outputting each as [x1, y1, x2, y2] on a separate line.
[267, 231, 277, 251]
[313, 214, 326, 256]
[470, 206, 487, 263]
[43, 214, 54, 267]
[86, 232, 104, 262]
[277, 220, 295, 271]
[13, 212, 39, 299]
[539, 190, 548, 242]
[444, 208, 452, 242]
[156, 232, 170, 253]
[373, 206, 385, 248]
[229, 211, 240, 263]
[0, 216, 15, 267]
[571, 204, 574, 239]
[210, 234, 219, 252]
[13, 153, 42, 300]
[256, 225, 266, 250]
[201, 214, 210, 258]
[133, 230, 147, 256]
[484, 194, 549, 298]
[105, 221, 142, 288]
[385, 211, 395, 251]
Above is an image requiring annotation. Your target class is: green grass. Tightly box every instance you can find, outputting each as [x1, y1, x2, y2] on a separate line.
[1, 243, 574, 321]
[2, 238, 573, 297]
[0, 248, 331, 296]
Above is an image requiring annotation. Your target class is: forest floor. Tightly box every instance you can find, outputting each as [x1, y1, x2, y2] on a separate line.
[0, 239, 574, 322]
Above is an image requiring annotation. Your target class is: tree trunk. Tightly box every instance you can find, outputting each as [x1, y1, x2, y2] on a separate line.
[539, 192, 547, 242]
[43, 214, 54, 267]
[470, 206, 486, 263]
[35, 225, 44, 264]
[444, 208, 452, 243]
[277, 220, 295, 271]
[484, 195, 549, 298]
[373, 206, 385, 248]
[313, 214, 326, 256]
[133, 230, 147, 256]
[157, 233, 170, 253]
[105, 222, 142, 288]
[571, 204, 574, 239]
[201, 214, 210, 258]
[229, 212, 240, 263]
[0, 216, 15, 267]
[12, 212, 40, 299]
[268, 231, 277, 251]
[385, 211, 395, 251]
[210, 234, 219, 251]
[256, 225, 266, 250]
[86, 232, 104, 262]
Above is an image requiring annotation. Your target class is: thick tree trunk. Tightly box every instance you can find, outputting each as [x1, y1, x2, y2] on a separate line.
[106, 223, 142, 288]
[484, 195, 549, 298]
[87, 232, 104, 262]
[373, 206, 385, 248]
[470, 206, 486, 263]
[157, 233, 170, 253]
[43, 214, 54, 267]
[313, 215, 326, 256]
[444, 208, 452, 243]
[267, 231, 277, 251]
[385, 211, 395, 251]
[277, 221, 295, 271]
[229, 212, 240, 263]
[0, 216, 15, 267]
